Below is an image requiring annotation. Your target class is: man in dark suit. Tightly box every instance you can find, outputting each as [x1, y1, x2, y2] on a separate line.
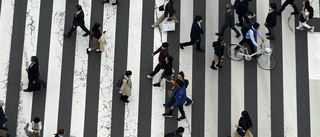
[216, 3, 241, 37]
[265, 3, 277, 40]
[64, 5, 90, 37]
[234, 0, 250, 27]
[179, 15, 204, 51]
[23, 56, 40, 92]
[277, 0, 299, 15]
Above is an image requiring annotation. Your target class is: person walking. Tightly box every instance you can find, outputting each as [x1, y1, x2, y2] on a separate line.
[163, 80, 186, 121]
[265, 3, 277, 40]
[23, 56, 46, 92]
[277, 0, 299, 15]
[151, 0, 179, 28]
[296, 0, 315, 32]
[27, 117, 42, 137]
[239, 22, 264, 54]
[64, 5, 90, 37]
[119, 71, 132, 103]
[234, 0, 250, 27]
[153, 56, 174, 87]
[211, 38, 226, 70]
[147, 43, 169, 79]
[215, 3, 241, 37]
[234, 111, 254, 137]
[164, 71, 192, 107]
[180, 15, 205, 51]
[87, 22, 105, 54]
[0, 100, 7, 131]
[54, 129, 65, 137]
[165, 127, 184, 137]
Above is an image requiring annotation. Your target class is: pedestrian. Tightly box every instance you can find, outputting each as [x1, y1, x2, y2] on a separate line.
[151, 0, 179, 28]
[64, 5, 90, 37]
[103, 0, 118, 5]
[239, 22, 264, 54]
[165, 127, 184, 137]
[147, 42, 169, 79]
[164, 71, 192, 107]
[264, 3, 277, 40]
[296, 0, 315, 32]
[0, 100, 7, 130]
[247, 0, 256, 19]
[180, 15, 205, 51]
[211, 37, 226, 70]
[163, 80, 186, 121]
[215, 3, 241, 37]
[27, 117, 42, 137]
[54, 129, 65, 137]
[23, 56, 46, 92]
[234, 0, 250, 27]
[277, 0, 299, 15]
[120, 70, 132, 103]
[87, 22, 106, 54]
[234, 111, 253, 137]
[153, 56, 173, 87]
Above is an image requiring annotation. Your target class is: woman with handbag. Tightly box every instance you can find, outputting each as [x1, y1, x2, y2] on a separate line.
[295, 0, 315, 32]
[87, 23, 106, 54]
[234, 111, 254, 137]
[151, 0, 179, 28]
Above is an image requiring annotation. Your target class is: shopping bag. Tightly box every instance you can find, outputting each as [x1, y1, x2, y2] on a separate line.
[161, 20, 175, 32]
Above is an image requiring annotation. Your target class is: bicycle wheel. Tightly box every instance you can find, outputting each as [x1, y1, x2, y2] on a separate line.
[226, 44, 244, 61]
[256, 54, 277, 70]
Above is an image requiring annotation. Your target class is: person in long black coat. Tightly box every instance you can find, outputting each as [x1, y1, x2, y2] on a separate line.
[234, 0, 250, 26]
[216, 3, 241, 37]
[265, 3, 277, 40]
[180, 15, 205, 51]
[64, 5, 90, 37]
[23, 56, 46, 92]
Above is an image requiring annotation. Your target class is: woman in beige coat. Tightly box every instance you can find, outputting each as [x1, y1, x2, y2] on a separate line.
[120, 71, 132, 103]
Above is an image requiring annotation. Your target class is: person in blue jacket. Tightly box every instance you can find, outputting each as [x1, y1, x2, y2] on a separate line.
[162, 80, 187, 121]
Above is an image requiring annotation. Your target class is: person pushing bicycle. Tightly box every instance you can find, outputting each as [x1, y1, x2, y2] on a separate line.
[239, 22, 265, 55]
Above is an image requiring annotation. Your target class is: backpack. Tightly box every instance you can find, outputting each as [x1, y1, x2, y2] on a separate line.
[116, 74, 126, 87]
[309, 6, 314, 19]
[241, 24, 253, 38]
[212, 41, 219, 48]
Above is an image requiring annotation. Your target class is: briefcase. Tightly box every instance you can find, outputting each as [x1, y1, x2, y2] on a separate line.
[161, 20, 175, 32]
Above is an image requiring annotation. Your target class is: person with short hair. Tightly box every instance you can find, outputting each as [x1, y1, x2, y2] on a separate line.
[23, 56, 46, 92]
[180, 15, 205, 51]
[153, 56, 173, 87]
[239, 22, 264, 54]
[215, 3, 241, 37]
[54, 129, 65, 137]
[265, 3, 277, 40]
[27, 117, 42, 137]
[0, 100, 7, 130]
[234, 0, 250, 27]
[64, 5, 91, 37]
[120, 71, 132, 103]
[165, 127, 184, 137]
[147, 43, 169, 79]
[151, 0, 179, 28]
[163, 80, 186, 121]
[211, 37, 226, 70]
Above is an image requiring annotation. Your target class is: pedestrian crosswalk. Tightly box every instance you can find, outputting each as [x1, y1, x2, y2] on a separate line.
[1, 0, 320, 137]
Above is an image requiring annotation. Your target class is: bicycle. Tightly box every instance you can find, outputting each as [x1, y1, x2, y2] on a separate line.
[226, 41, 277, 70]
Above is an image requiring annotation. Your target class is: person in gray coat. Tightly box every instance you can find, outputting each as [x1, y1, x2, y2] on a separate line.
[216, 3, 241, 37]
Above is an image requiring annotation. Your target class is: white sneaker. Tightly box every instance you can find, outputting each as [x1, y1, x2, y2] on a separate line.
[310, 26, 315, 32]
[151, 25, 155, 28]
[296, 26, 303, 31]
[147, 75, 153, 79]
[248, 14, 256, 19]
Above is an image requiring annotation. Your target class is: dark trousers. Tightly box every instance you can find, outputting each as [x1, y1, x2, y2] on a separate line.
[239, 38, 255, 54]
[149, 63, 161, 77]
[247, 9, 254, 16]
[238, 14, 250, 26]
[165, 88, 192, 107]
[68, 23, 90, 36]
[278, 0, 299, 14]
[27, 79, 44, 91]
[266, 26, 275, 38]
[180, 38, 201, 50]
[220, 24, 240, 36]
[120, 94, 129, 102]
[169, 105, 185, 117]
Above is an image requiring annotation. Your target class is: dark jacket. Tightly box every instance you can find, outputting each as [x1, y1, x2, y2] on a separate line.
[162, 63, 173, 78]
[266, 10, 277, 27]
[287, 0, 295, 4]
[73, 10, 85, 27]
[214, 43, 225, 58]
[28, 63, 39, 81]
[165, 131, 182, 137]
[164, 1, 175, 17]
[0, 107, 7, 127]
[190, 21, 204, 40]
[153, 47, 169, 68]
[234, 0, 249, 15]
[172, 85, 186, 107]
[225, 7, 235, 26]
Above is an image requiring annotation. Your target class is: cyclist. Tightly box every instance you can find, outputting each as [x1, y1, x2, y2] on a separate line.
[239, 22, 265, 54]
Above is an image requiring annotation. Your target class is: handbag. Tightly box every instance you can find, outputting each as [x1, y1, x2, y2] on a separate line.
[159, 5, 164, 11]
[167, 90, 173, 98]
[161, 20, 175, 32]
[0, 128, 7, 137]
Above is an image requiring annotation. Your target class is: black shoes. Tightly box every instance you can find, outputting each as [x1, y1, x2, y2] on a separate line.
[216, 65, 223, 68]
[83, 33, 90, 37]
[163, 113, 173, 118]
[210, 66, 217, 70]
[265, 33, 270, 36]
[196, 48, 205, 52]
[236, 23, 244, 27]
[177, 116, 186, 121]
[266, 37, 275, 40]
[291, 12, 299, 15]
[153, 83, 160, 87]
[215, 33, 223, 36]
[179, 44, 184, 49]
[42, 83, 47, 88]
[236, 34, 241, 38]
[103, 0, 109, 3]
[86, 48, 89, 54]
[63, 33, 71, 37]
